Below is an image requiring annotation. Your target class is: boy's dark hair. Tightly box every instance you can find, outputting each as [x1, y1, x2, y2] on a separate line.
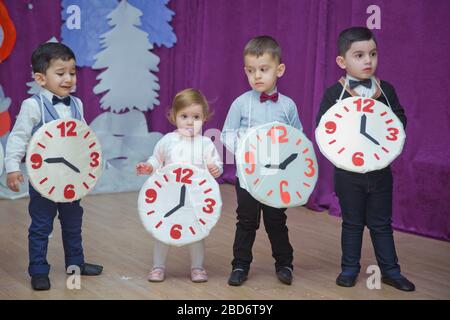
[244, 35, 282, 63]
[338, 27, 377, 56]
[31, 42, 76, 74]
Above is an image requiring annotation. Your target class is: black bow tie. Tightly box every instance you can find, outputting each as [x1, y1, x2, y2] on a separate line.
[349, 78, 372, 89]
[52, 95, 71, 106]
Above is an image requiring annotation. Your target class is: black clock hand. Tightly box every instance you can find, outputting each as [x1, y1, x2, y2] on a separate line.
[44, 157, 80, 173]
[360, 114, 380, 145]
[279, 153, 298, 170]
[163, 185, 186, 218]
[264, 153, 299, 170]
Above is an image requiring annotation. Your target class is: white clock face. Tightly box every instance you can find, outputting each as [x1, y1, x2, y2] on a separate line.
[315, 97, 406, 173]
[236, 121, 318, 208]
[26, 119, 102, 202]
[138, 163, 222, 247]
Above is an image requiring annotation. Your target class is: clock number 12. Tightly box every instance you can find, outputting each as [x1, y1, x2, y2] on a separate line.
[353, 98, 374, 113]
[173, 168, 193, 184]
[57, 121, 77, 137]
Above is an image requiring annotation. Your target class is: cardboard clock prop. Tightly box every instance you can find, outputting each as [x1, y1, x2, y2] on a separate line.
[0, 0, 16, 62]
[26, 119, 102, 202]
[138, 163, 222, 246]
[315, 97, 405, 173]
[236, 121, 318, 208]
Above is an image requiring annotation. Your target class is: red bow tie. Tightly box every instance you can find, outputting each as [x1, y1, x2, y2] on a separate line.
[260, 92, 279, 103]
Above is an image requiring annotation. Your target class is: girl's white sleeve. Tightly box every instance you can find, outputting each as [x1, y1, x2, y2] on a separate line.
[204, 137, 223, 176]
[146, 134, 167, 171]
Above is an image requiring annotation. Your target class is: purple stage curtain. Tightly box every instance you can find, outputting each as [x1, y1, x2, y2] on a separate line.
[1, 0, 449, 241]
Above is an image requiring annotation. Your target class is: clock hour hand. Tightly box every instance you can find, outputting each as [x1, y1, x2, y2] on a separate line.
[264, 153, 298, 170]
[44, 157, 80, 173]
[360, 114, 380, 145]
[163, 185, 186, 218]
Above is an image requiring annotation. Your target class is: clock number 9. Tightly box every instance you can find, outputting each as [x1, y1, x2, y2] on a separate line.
[279, 180, 291, 205]
[30, 153, 43, 169]
[170, 224, 182, 240]
[267, 125, 289, 144]
[244, 151, 255, 175]
[304, 158, 315, 177]
[325, 121, 337, 134]
[90, 152, 100, 167]
[145, 188, 157, 203]
[57, 120, 77, 137]
[386, 128, 399, 141]
[354, 98, 374, 113]
[173, 167, 193, 184]
[203, 198, 216, 214]
[352, 152, 365, 166]
[64, 184, 76, 199]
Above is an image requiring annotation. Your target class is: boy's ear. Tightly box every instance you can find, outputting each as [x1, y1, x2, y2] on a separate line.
[33, 73, 46, 86]
[276, 63, 286, 77]
[336, 56, 346, 70]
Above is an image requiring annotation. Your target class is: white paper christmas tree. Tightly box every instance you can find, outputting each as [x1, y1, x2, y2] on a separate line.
[93, 0, 160, 113]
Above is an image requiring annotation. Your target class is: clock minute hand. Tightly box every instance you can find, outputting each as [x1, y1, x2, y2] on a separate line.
[163, 185, 186, 218]
[44, 157, 80, 173]
[279, 153, 298, 170]
[61, 158, 80, 173]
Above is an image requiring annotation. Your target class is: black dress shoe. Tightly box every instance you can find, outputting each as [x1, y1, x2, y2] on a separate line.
[382, 276, 415, 292]
[228, 269, 248, 286]
[336, 273, 358, 287]
[276, 267, 293, 285]
[80, 263, 103, 276]
[31, 274, 51, 291]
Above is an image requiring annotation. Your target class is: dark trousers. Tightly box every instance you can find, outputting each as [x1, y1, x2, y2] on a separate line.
[334, 167, 401, 278]
[28, 184, 84, 276]
[232, 178, 293, 272]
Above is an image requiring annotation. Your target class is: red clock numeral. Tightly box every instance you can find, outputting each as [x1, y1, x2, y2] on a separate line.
[304, 158, 316, 177]
[145, 188, 158, 203]
[173, 167, 193, 184]
[267, 125, 288, 144]
[64, 184, 76, 199]
[279, 180, 291, 205]
[353, 98, 374, 113]
[386, 128, 399, 141]
[352, 152, 365, 166]
[30, 153, 43, 169]
[57, 121, 77, 137]
[170, 224, 182, 240]
[203, 198, 216, 214]
[244, 151, 255, 175]
[325, 121, 337, 134]
[90, 152, 100, 167]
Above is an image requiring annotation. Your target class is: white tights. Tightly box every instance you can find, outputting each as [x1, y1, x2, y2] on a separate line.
[153, 239, 205, 269]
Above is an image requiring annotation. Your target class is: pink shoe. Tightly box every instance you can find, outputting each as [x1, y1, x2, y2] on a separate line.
[191, 267, 208, 283]
[147, 267, 165, 282]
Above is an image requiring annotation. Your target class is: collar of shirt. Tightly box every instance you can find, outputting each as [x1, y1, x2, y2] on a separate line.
[346, 74, 376, 98]
[40, 88, 70, 104]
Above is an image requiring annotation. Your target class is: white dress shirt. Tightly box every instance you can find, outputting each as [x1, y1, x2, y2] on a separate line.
[346, 74, 376, 98]
[5, 88, 83, 173]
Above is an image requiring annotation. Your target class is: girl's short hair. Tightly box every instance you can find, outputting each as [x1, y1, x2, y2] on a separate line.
[167, 88, 213, 125]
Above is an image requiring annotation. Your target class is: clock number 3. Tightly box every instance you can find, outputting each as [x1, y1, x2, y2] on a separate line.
[57, 121, 77, 137]
[267, 125, 289, 144]
[304, 158, 315, 177]
[386, 128, 399, 141]
[173, 167, 193, 184]
[90, 152, 100, 167]
[353, 98, 374, 113]
[203, 198, 216, 214]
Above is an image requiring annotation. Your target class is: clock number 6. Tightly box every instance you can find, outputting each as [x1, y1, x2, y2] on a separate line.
[354, 98, 374, 113]
[203, 198, 216, 214]
[90, 152, 100, 167]
[30, 153, 43, 169]
[170, 224, 182, 240]
[57, 121, 77, 137]
[145, 188, 158, 203]
[267, 125, 288, 144]
[304, 158, 315, 177]
[386, 128, 399, 141]
[352, 152, 365, 166]
[64, 184, 76, 199]
[173, 167, 193, 184]
[279, 180, 291, 205]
